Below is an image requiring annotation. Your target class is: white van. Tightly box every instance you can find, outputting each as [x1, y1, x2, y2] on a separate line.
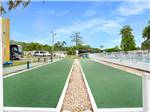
[33, 51, 50, 56]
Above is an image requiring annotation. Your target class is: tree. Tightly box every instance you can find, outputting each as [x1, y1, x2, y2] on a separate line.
[54, 41, 66, 50]
[0, 0, 30, 15]
[120, 25, 136, 51]
[141, 20, 150, 49]
[42, 44, 51, 52]
[71, 32, 83, 49]
[104, 46, 120, 52]
[66, 47, 76, 55]
[141, 39, 150, 50]
[77, 44, 91, 49]
[143, 20, 150, 40]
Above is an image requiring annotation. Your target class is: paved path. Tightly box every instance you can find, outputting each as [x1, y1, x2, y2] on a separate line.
[61, 59, 93, 112]
[3, 62, 44, 75]
[3, 58, 61, 75]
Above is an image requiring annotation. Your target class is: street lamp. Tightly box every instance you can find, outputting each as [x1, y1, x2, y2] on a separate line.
[50, 31, 56, 62]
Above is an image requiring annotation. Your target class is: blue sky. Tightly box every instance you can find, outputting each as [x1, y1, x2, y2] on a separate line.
[2, 0, 150, 48]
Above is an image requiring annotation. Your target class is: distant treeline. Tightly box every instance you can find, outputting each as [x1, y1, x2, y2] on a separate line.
[104, 46, 141, 52]
[10, 40, 100, 55]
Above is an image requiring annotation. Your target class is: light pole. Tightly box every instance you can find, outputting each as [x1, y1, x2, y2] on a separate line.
[50, 31, 56, 62]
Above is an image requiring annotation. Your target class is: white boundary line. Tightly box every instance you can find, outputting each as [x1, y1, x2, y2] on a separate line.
[79, 61, 97, 112]
[3, 107, 57, 112]
[79, 60, 143, 112]
[56, 60, 74, 111]
[3, 59, 74, 112]
[4, 59, 62, 78]
[97, 108, 143, 112]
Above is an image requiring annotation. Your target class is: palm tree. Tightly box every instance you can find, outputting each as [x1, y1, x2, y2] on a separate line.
[0, 0, 30, 16]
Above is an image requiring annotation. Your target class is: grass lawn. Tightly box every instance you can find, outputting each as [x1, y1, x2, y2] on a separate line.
[4, 59, 73, 108]
[80, 59, 142, 108]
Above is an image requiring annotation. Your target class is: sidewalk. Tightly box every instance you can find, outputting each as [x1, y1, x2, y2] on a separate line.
[3, 62, 45, 75]
[3, 58, 61, 75]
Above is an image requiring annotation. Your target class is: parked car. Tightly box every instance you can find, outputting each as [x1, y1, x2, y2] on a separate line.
[33, 51, 50, 57]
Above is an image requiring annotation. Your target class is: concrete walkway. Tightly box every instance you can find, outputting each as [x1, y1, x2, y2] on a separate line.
[3, 62, 44, 75]
[61, 59, 93, 112]
[3, 58, 61, 75]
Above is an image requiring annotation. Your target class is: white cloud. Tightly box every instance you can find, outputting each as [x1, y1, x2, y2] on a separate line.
[37, 10, 70, 16]
[55, 17, 121, 38]
[102, 20, 121, 32]
[55, 18, 103, 36]
[11, 17, 122, 45]
[117, 1, 150, 16]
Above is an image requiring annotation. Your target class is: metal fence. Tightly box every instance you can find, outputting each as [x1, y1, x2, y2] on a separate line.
[89, 50, 150, 72]
[89, 51, 150, 112]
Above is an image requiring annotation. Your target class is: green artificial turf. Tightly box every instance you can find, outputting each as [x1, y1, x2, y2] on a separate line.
[4, 59, 73, 108]
[80, 59, 142, 108]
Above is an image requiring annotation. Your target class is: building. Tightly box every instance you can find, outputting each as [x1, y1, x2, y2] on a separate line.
[78, 49, 91, 58]
[53, 51, 67, 58]
[1, 18, 10, 62]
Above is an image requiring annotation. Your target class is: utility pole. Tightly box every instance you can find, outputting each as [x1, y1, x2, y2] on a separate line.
[75, 32, 80, 47]
[71, 32, 80, 48]
[71, 32, 80, 57]
[50, 31, 56, 62]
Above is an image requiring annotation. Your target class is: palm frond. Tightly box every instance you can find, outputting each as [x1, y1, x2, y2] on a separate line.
[0, 5, 6, 15]
[22, 0, 30, 8]
[8, 0, 15, 11]
[14, 0, 22, 8]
